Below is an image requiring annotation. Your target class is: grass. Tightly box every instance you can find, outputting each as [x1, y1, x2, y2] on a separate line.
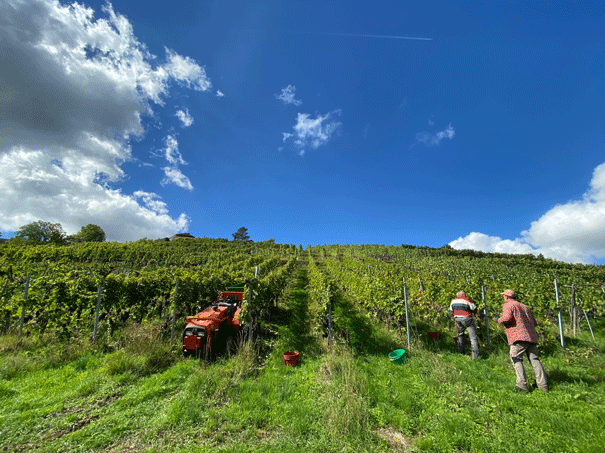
[1, 268, 604, 452]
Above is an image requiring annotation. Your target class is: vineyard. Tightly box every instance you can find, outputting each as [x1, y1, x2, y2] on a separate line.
[0, 239, 298, 341]
[1, 239, 605, 452]
[1, 240, 604, 347]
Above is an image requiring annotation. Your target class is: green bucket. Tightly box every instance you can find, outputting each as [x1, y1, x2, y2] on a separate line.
[388, 349, 406, 365]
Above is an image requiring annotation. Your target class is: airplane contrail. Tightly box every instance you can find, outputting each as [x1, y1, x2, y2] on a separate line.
[305, 31, 432, 41]
[234, 29, 432, 41]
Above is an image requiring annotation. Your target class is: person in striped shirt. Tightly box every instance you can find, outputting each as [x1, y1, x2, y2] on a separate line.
[497, 289, 548, 393]
[449, 291, 480, 359]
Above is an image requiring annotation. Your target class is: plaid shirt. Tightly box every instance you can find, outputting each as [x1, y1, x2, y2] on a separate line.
[498, 299, 539, 345]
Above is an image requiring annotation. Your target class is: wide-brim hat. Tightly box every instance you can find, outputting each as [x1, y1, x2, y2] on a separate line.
[501, 289, 516, 298]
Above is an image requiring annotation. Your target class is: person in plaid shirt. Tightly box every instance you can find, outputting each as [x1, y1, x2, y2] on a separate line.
[497, 289, 548, 393]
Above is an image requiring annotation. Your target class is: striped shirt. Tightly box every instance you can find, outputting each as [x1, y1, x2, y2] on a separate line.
[449, 296, 477, 318]
[498, 299, 539, 345]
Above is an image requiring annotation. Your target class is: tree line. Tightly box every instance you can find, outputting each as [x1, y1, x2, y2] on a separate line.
[1, 223, 254, 245]
[3, 221, 106, 245]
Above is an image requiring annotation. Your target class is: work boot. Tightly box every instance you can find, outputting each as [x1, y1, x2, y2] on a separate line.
[514, 385, 529, 394]
[531, 383, 549, 393]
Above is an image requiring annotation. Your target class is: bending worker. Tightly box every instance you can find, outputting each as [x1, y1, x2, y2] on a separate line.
[449, 290, 480, 359]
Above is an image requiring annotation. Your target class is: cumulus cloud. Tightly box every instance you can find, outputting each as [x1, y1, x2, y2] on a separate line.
[164, 49, 212, 92]
[275, 85, 302, 106]
[450, 163, 605, 264]
[0, 148, 189, 241]
[449, 233, 537, 256]
[161, 167, 193, 191]
[416, 123, 455, 147]
[282, 110, 342, 156]
[175, 109, 194, 128]
[162, 135, 185, 166]
[158, 134, 192, 190]
[216, 90, 225, 97]
[133, 190, 169, 215]
[0, 0, 209, 239]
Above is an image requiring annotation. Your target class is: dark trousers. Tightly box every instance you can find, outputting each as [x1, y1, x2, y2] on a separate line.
[455, 317, 479, 359]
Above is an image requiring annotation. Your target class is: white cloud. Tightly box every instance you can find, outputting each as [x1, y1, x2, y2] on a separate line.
[450, 232, 537, 255]
[163, 135, 185, 166]
[275, 85, 302, 106]
[416, 123, 455, 147]
[158, 135, 192, 190]
[450, 163, 605, 264]
[133, 190, 169, 215]
[0, 0, 208, 239]
[175, 109, 194, 128]
[0, 148, 189, 241]
[216, 90, 225, 97]
[161, 167, 193, 191]
[283, 110, 342, 156]
[164, 48, 212, 92]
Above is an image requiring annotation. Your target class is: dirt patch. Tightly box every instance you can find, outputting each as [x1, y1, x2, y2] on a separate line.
[376, 428, 417, 452]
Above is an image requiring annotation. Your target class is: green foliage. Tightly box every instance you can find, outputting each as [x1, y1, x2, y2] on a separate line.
[310, 244, 605, 343]
[0, 238, 297, 339]
[72, 224, 106, 243]
[15, 220, 66, 245]
[1, 267, 604, 453]
[232, 226, 251, 242]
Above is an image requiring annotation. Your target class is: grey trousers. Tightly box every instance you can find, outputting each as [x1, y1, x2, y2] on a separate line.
[510, 341, 548, 391]
[455, 317, 480, 359]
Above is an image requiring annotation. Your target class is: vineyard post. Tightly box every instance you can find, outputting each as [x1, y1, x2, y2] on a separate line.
[327, 286, 333, 348]
[403, 277, 411, 350]
[0, 278, 8, 300]
[581, 307, 595, 340]
[18, 276, 30, 341]
[93, 277, 104, 344]
[170, 276, 180, 344]
[481, 281, 491, 350]
[571, 285, 576, 337]
[554, 279, 565, 348]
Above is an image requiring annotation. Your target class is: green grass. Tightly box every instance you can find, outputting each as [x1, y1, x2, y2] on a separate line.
[1, 268, 604, 452]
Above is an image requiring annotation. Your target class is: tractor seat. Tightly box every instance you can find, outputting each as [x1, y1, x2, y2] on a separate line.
[217, 301, 237, 308]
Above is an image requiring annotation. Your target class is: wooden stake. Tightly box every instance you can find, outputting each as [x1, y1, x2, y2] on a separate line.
[403, 277, 411, 350]
[18, 276, 30, 341]
[93, 277, 104, 343]
[170, 276, 180, 344]
[554, 279, 565, 348]
[482, 281, 491, 350]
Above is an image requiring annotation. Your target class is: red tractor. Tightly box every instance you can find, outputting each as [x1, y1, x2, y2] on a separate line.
[182, 285, 245, 360]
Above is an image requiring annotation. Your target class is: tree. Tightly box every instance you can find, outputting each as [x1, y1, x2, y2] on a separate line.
[74, 224, 106, 242]
[232, 227, 251, 242]
[15, 221, 66, 245]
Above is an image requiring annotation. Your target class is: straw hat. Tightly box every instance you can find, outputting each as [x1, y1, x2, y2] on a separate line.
[501, 289, 516, 298]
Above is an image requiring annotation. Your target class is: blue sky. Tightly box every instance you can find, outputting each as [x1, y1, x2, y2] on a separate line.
[1, 0, 605, 264]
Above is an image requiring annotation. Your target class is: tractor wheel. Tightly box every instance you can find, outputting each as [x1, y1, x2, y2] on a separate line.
[203, 339, 212, 363]
[225, 334, 237, 356]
